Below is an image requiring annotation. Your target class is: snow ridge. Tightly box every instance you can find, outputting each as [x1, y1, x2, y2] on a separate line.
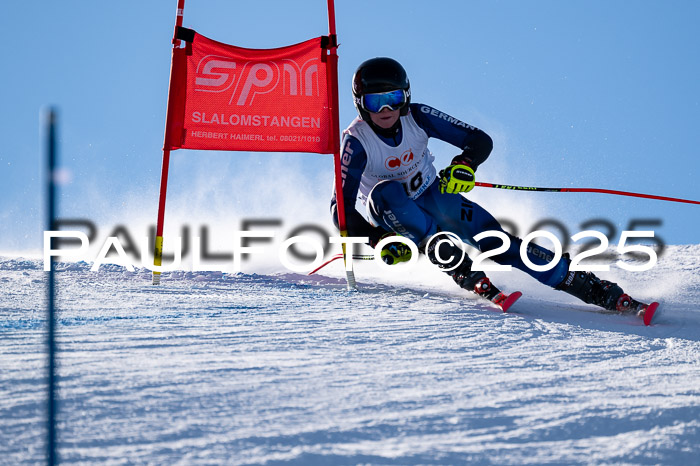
[1, 245, 699, 464]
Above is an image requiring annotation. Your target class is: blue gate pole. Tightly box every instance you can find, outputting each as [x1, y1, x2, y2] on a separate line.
[45, 108, 58, 466]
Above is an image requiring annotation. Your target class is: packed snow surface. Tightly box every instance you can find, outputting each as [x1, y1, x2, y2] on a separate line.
[2, 245, 700, 464]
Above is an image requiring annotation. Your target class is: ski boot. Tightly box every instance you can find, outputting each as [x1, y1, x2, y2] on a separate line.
[556, 270, 627, 311]
[556, 270, 659, 324]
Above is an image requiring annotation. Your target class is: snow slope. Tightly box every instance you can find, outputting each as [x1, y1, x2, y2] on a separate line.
[1, 245, 699, 464]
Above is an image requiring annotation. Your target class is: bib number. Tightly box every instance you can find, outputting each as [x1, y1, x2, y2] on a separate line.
[402, 171, 424, 197]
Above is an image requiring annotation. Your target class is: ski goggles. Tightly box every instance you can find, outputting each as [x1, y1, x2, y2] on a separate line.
[360, 89, 408, 113]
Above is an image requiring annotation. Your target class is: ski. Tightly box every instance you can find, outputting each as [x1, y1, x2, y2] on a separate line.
[641, 302, 660, 326]
[618, 294, 660, 326]
[491, 291, 523, 313]
[472, 277, 522, 313]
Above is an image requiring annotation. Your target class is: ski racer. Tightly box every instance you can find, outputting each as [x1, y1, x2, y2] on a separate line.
[330, 57, 644, 313]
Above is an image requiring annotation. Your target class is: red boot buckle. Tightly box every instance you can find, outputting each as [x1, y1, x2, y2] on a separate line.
[474, 277, 491, 296]
[616, 293, 632, 312]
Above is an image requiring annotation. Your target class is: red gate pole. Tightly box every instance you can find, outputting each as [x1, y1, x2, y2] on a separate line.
[153, 0, 186, 285]
[327, 0, 357, 289]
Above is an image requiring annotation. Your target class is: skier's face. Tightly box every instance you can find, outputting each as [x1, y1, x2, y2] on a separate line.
[369, 107, 400, 129]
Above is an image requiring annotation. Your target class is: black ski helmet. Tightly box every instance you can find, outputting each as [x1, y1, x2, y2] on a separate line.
[352, 57, 411, 122]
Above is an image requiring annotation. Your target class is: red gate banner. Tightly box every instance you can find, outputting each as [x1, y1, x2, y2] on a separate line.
[164, 28, 334, 154]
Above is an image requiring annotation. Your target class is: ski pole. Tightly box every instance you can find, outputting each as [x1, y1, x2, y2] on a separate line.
[308, 254, 374, 275]
[475, 182, 700, 205]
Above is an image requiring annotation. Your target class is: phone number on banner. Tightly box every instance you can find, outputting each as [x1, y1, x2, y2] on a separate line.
[279, 135, 321, 143]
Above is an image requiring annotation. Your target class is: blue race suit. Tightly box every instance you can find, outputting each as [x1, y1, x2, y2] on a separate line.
[331, 103, 568, 288]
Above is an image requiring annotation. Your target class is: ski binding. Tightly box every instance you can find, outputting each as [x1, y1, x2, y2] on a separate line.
[617, 294, 660, 326]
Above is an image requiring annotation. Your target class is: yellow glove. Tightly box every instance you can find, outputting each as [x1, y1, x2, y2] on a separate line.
[376, 233, 412, 265]
[438, 163, 475, 194]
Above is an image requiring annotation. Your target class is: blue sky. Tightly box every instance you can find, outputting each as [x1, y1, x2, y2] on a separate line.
[1, 0, 699, 257]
